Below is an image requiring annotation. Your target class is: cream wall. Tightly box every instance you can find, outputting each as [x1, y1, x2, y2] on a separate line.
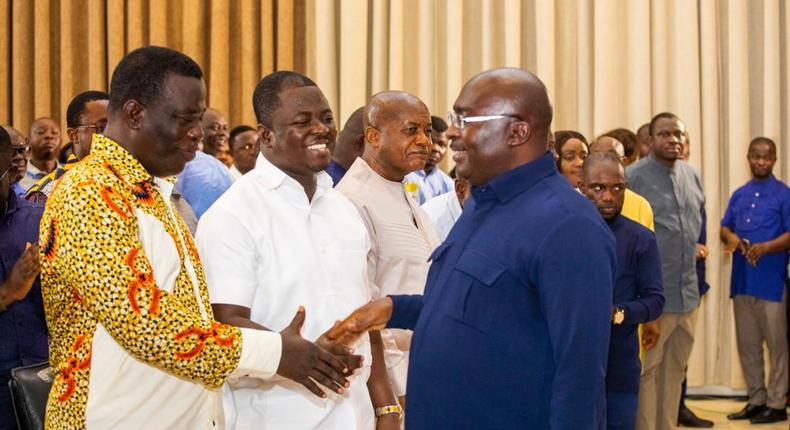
[305, 0, 790, 390]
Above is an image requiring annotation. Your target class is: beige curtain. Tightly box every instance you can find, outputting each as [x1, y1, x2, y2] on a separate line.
[0, 0, 306, 138]
[305, 0, 790, 391]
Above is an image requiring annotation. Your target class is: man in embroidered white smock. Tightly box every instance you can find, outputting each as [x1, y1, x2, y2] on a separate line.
[197, 72, 401, 429]
[336, 91, 440, 405]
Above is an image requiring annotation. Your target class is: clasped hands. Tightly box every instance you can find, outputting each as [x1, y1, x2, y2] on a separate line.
[276, 297, 392, 399]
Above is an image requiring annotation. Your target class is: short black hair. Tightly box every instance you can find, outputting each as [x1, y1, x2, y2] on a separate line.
[601, 128, 637, 158]
[252, 71, 317, 127]
[109, 46, 203, 114]
[66, 90, 109, 127]
[749, 136, 777, 155]
[431, 116, 448, 133]
[583, 151, 624, 182]
[649, 112, 680, 136]
[230, 125, 256, 148]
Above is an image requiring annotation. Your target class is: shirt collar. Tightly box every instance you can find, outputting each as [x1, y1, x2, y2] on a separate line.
[646, 154, 676, 173]
[749, 174, 777, 187]
[254, 152, 333, 196]
[3, 190, 19, 220]
[472, 151, 557, 203]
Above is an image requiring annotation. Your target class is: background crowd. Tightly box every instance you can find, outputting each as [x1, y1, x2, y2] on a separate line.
[0, 40, 788, 430]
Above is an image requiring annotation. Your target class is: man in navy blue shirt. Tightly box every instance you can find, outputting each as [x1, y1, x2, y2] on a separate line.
[721, 137, 790, 424]
[327, 107, 365, 186]
[329, 68, 617, 429]
[580, 151, 665, 430]
[0, 126, 47, 430]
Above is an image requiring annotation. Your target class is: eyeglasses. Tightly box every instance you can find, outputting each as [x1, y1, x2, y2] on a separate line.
[75, 120, 107, 133]
[11, 145, 29, 156]
[447, 112, 521, 130]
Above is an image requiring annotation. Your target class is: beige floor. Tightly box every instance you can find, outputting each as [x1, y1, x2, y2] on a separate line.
[684, 399, 788, 429]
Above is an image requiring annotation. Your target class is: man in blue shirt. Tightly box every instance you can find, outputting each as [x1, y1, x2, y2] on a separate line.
[0, 126, 47, 430]
[327, 107, 364, 186]
[580, 151, 665, 430]
[721, 137, 790, 424]
[329, 68, 617, 429]
[404, 116, 454, 203]
[175, 149, 233, 219]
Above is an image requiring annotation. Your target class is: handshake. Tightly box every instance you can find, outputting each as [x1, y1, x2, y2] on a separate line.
[276, 298, 393, 398]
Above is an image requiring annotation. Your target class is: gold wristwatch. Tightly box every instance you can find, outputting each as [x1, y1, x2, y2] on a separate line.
[613, 307, 625, 325]
[375, 404, 403, 420]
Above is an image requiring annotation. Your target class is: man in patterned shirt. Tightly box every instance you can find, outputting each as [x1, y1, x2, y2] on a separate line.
[40, 46, 360, 429]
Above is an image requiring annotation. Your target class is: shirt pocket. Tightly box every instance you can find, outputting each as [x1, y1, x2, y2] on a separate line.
[443, 249, 506, 333]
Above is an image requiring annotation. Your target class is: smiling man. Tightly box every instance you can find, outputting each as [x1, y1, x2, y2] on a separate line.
[40, 47, 357, 429]
[196, 71, 393, 429]
[329, 69, 616, 429]
[626, 112, 705, 430]
[336, 91, 440, 407]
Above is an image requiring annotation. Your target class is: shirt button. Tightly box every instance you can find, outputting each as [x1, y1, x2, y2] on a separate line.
[755, 192, 760, 197]
[747, 219, 751, 223]
[751, 203, 756, 208]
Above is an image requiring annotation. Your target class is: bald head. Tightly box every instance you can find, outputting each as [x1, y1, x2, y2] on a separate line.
[591, 136, 625, 159]
[450, 68, 553, 186]
[365, 91, 430, 129]
[28, 117, 60, 161]
[462, 68, 553, 138]
[362, 91, 432, 181]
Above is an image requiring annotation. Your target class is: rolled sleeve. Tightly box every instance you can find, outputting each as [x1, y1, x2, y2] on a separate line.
[231, 328, 282, 380]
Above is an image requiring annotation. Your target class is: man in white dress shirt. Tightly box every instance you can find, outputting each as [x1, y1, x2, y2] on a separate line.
[197, 71, 399, 429]
[336, 91, 440, 404]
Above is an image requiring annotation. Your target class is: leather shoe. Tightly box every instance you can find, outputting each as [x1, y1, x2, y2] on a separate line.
[678, 405, 714, 427]
[749, 407, 787, 424]
[727, 403, 767, 420]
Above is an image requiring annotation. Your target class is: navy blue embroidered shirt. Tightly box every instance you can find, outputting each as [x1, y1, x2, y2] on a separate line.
[606, 214, 664, 393]
[721, 175, 790, 302]
[0, 192, 48, 429]
[388, 152, 617, 429]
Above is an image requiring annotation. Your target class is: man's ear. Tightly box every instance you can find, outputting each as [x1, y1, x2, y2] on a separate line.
[123, 100, 145, 130]
[578, 182, 587, 194]
[257, 124, 274, 149]
[364, 126, 381, 149]
[507, 121, 531, 147]
[66, 128, 79, 145]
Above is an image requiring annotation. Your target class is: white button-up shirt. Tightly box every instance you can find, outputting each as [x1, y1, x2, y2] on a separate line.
[197, 154, 373, 429]
[421, 191, 463, 242]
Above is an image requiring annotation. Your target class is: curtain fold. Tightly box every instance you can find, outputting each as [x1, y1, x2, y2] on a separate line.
[305, 0, 790, 391]
[0, 0, 305, 136]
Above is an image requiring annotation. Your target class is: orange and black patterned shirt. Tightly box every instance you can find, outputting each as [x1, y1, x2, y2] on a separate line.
[40, 135, 281, 429]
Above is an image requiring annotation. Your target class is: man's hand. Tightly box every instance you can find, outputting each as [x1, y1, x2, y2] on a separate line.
[746, 242, 768, 267]
[376, 413, 401, 430]
[641, 320, 661, 350]
[278, 307, 360, 398]
[325, 298, 394, 346]
[2, 243, 40, 305]
[695, 243, 708, 261]
[316, 323, 364, 375]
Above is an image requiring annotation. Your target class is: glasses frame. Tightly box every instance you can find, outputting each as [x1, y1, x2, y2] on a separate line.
[447, 112, 521, 130]
[74, 120, 108, 134]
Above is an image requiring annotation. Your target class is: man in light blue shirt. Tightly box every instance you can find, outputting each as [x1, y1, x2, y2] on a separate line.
[404, 116, 453, 204]
[176, 150, 232, 219]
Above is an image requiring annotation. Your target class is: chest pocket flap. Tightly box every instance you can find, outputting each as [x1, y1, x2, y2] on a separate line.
[455, 249, 506, 286]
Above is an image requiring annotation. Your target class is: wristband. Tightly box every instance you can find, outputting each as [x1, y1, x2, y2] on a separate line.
[375, 404, 403, 420]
